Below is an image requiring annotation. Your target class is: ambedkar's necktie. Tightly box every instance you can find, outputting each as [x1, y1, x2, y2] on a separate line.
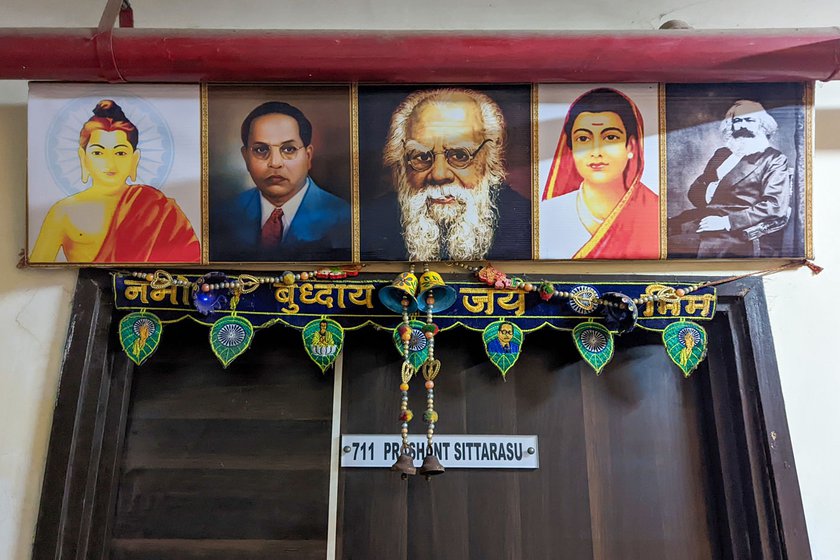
[261, 207, 284, 248]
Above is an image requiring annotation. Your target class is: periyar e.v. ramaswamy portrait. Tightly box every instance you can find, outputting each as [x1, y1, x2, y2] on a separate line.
[359, 85, 532, 262]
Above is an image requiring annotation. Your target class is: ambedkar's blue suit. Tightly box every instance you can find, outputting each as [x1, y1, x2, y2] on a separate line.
[487, 338, 519, 354]
[210, 179, 351, 261]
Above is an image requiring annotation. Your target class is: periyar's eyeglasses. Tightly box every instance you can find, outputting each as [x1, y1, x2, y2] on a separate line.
[403, 138, 492, 172]
[248, 143, 306, 161]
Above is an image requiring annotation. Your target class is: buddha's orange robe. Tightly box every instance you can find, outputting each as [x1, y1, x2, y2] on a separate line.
[94, 184, 200, 263]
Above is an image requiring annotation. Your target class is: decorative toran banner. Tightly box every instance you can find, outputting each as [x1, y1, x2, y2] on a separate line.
[112, 259, 820, 479]
[113, 271, 716, 378]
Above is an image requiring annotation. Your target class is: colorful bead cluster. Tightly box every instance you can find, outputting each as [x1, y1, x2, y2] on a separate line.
[399, 375, 412, 446]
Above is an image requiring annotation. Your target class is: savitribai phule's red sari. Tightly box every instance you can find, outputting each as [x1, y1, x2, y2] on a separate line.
[541, 89, 660, 259]
[94, 184, 200, 263]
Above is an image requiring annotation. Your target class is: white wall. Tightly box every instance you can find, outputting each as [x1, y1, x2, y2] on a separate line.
[1, 1, 839, 558]
[0, 78, 77, 558]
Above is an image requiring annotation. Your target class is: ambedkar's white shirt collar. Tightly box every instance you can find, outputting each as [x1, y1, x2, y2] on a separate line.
[259, 177, 311, 232]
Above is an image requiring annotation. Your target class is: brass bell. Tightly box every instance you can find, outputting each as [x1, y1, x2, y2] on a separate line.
[418, 454, 445, 479]
[391, 453, 417, 479]
[416, 271, 457, 312]
[379, 272, 419, 313]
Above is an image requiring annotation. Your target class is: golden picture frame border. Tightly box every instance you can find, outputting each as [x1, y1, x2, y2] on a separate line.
[25, 82, 205, 267]
[24, 81, 814, 267]
[200, 82, 357, 267]
[656, 81, 812, 262]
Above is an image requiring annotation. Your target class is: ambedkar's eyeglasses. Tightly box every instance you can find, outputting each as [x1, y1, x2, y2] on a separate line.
[403, 139, 492, 172]
[248, 143, 307, 161]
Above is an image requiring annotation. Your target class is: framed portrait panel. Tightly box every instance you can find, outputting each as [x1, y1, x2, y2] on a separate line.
[27, 83, 202, 264]
[206, 84, 353, 263]
[24, 80, 812, 266]
[665, 83, 809, 259]
[537, 83, 662, 260]
[357, 84, 533, 262]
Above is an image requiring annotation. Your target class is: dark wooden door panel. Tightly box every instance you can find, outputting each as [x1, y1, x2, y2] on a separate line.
[109, 319, 334, 558]
[109, 538, 326, 560]
[579, 343, 721, 560]
[113, 469, 328, 539]
[338, 327, 410, 560]
[120, 418, 331, 470]
[515, 336, 593, 560]
[339, 328, 723, 560]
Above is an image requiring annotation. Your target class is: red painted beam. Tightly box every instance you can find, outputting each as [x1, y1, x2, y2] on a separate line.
[1, 28, 838, 83]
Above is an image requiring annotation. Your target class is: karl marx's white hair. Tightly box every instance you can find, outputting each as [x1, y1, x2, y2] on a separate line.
[720, 99, 779, 141]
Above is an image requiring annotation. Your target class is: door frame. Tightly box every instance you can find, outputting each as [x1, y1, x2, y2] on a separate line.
[31, 269, 811, 559]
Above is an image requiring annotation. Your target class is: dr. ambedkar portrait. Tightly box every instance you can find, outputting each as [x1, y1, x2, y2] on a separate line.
[208, 85, 353, 263]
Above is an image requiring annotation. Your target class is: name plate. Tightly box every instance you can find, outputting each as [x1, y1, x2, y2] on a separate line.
[340, 434, 539, 469]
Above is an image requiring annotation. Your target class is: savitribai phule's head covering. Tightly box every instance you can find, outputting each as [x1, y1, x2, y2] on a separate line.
[542, 87, 645, 201]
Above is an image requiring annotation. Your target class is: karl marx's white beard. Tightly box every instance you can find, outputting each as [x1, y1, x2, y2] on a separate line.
[725, 128, 771, 158]
[397, 179, 499, 261]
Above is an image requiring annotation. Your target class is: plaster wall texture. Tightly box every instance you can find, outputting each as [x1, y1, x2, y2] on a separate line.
[1, 1, 839, 558]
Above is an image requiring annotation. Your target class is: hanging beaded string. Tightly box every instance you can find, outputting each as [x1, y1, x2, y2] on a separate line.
[396, 264, 417, 476]
[199, 270, 318, 293]
[420, 264, 441, 466]
[130, 266, 364, 294]
[450, 259, 822, 310]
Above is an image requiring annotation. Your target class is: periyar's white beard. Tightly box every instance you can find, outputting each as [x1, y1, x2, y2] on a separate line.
[398, 178, 499, 261]
[725, 130, 771, 157]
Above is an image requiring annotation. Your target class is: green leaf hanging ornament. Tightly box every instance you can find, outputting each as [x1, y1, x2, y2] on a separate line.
[302, 317, 344, 373]
[392, 320, 430, 370]
[210, 315, 254, 368]
[662, 321, 708, 377]
[119, 312, 162, 366]
[572, 322, 614, 375]
[482, 320, 524, 378]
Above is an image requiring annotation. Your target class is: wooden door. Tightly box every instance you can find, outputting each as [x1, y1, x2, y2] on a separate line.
[338, 327, 724, 560]
[31, 271, 810, 560]
[108, 320, 335, 560]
